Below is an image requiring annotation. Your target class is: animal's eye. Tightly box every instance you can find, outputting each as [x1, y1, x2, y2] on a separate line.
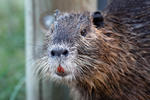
[104, 33, 112, 37]
[80, 29, 87, 37]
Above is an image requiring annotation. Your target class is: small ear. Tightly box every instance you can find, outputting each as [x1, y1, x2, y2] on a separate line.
[92, 11, 104, 28]
[40, 11, 55, 33]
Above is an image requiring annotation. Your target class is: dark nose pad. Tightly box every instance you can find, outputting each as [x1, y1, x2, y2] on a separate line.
[51, 48, 69, 57]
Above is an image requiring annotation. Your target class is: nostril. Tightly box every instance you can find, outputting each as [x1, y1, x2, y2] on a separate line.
[62, 49, 69, 56]
[51, 50, 55, 56]
[50, 49, 69, 57]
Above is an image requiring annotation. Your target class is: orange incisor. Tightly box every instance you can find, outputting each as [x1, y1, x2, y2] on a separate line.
[57, 65, 65, 73]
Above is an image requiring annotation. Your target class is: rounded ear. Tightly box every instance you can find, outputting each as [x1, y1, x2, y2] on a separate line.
[92, 11, 104, 28]
[39, 11, 55, 33]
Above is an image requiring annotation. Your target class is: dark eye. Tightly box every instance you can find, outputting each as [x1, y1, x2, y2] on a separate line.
[80, 29, 87, 37]
[104, 33, 112, 37]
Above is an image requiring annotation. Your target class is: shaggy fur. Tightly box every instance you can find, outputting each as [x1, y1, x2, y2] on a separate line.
[37, 0, 150, 100]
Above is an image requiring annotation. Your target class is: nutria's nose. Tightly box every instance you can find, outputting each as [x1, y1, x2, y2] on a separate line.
[51, 48, 69, 57]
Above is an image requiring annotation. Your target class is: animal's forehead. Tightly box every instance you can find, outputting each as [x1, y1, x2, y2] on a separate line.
[53, 13, 91, 32]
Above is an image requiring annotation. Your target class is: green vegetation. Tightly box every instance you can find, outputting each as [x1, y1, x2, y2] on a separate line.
[0, 0, 25, 100]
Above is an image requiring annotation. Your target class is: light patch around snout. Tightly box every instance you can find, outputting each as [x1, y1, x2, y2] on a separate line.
[47, 55, 77, 82]
[36, 43, 78, 84]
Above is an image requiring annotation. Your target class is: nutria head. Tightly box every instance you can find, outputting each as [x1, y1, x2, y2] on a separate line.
[37, 10, 150, 98]
[37, 11, 108, 83]
[37, 10, 150, 99]
[37, 0, 150, 99]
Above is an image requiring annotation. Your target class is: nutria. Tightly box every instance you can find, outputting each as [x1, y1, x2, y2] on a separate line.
[37, 0, 150, 100]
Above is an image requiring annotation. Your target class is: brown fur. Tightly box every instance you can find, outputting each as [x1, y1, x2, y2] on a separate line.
[70, 0, 150, 99]
[38, 0, 150, 100]
[73, 25, 150, 100]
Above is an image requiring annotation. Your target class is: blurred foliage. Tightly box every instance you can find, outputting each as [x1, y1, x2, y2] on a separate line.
[0, 0, 25, 100]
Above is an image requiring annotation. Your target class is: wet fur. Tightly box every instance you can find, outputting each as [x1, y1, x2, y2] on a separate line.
[37, 0, 150, 100]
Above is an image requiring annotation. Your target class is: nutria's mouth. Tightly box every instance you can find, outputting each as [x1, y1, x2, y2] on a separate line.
[55, 71, 68, 77]
[55, 64, 70, 77]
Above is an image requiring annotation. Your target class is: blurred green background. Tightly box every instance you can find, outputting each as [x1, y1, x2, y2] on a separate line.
[0, 0, 25, 100]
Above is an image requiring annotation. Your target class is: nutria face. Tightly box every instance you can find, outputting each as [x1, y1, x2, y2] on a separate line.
[37, 1, 150, 99]
[38, 11, 104, 83]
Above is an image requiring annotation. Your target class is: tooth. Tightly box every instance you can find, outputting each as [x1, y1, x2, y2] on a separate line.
[57, 64, 65, 73]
